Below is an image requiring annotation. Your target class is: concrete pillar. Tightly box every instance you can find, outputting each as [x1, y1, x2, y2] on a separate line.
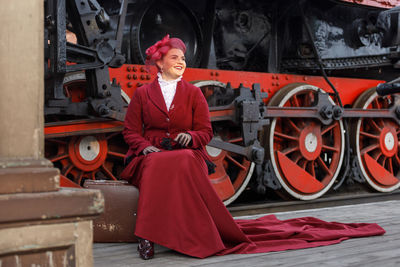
[0, 0, 44, 159]
[0, 0, 58, 194]
[0, 2, 104, 266]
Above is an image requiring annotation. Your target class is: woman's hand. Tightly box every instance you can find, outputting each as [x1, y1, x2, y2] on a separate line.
[174, 133, 192, 147]
[142, 146, 161, 155]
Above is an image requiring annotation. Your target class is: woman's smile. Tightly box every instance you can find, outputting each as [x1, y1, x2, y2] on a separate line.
[157, 48, 186, 80]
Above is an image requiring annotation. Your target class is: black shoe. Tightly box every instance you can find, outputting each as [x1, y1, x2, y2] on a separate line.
[137, 238, 154, 260]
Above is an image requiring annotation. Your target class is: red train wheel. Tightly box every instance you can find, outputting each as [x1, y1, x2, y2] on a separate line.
[351, 88, 400, 192]
[206, 137, 254, 206]
[266, 83, 345, 200]
[193, 81, 255, 205]
[45, 132, 127, 185]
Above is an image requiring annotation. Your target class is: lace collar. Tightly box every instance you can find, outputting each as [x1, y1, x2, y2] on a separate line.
[157, 72, 182, 86]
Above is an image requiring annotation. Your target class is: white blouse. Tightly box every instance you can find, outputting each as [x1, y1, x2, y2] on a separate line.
[157, 72, 182, 111]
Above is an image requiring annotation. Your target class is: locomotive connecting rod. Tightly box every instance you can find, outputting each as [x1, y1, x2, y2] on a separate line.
[265, 107, 399, 119]
[210, 105, 400, 122]
[207, 139, 264, 164]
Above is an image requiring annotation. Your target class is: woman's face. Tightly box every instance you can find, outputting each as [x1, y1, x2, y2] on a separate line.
[156, 48, 186, 80]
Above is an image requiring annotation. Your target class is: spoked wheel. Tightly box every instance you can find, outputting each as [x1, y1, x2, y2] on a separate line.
[265, 83, 345, 200]
[45, 132, 127, 185]
[206, 136, 255, 206]
[351, 87, 400, 192]
[193, 80, 255, 205]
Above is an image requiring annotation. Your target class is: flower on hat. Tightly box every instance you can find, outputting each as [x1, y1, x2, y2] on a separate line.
[144, 34, 186, 72]
[145, 34, 170, 59]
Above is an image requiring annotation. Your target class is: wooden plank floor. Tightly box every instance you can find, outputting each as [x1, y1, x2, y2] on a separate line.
[93, 200, 400, 267]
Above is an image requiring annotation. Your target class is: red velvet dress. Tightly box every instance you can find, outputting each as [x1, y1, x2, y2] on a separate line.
[121, 79, 385, 258]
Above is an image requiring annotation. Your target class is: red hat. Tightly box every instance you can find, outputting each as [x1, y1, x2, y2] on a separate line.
[145, 34, 186, 68]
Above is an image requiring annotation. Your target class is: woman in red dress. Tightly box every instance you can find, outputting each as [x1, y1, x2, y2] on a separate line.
[121, 35, 385, 260]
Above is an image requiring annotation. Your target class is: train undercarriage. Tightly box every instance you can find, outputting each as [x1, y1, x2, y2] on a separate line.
[44, 0, 400, 205]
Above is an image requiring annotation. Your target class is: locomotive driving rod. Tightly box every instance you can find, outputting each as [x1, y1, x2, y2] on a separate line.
[265, 106, 400, 120]
[211, 105, 400, 122]
[209, 91, 400, 126]
[207, 89, 400, 162]
[207, 139, 264, 165]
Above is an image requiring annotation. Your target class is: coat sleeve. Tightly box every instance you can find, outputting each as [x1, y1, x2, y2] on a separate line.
[187, 87, 213, 148]
[123, 88, 153, 156]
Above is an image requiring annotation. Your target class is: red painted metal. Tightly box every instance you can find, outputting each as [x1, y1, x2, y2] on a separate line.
[208, 109, 235, 122]
[208, 151, 236, 201]
[45, 65, 385, 138]
[277, 151, 324, 193]
[379, 127, 398, 157]
[46, 133, 125, 185]
[109, 65, 384, 107]
[357, 94, 400, 188]
[298, 122, 322, 161]
[67, 135, 108, 172]
[45, 120, 123, 138]
[363, 153, 399, 185]
[64, 76, 86, 102]
[60, 174, 82, 188]
[338, 0, 400, 9]
[46, 64, 389, 201]
[269, 86, 344, 196]
[274, 116, 343, 193]
[207, 134, 252, 201]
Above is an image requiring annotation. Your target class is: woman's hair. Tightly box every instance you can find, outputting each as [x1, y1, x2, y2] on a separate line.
[145, 34, 186, 69]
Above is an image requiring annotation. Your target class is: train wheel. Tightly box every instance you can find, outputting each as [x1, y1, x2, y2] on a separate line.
[193, 80, 255, 205]
[351, 87, 400, 192]
[45, 132, 127, 185]
[45, 74, 129, 186]
[206, 137, 255, 206]
[265, 83, 345, 200]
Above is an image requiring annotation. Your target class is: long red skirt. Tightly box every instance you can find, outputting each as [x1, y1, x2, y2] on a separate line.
[121, 149, 385, 258]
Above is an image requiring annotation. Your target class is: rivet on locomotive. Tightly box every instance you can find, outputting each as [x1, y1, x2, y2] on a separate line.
[44, 0, 400, 205]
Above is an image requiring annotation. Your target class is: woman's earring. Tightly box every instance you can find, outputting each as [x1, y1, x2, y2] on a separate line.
[160, 67, 163, 73]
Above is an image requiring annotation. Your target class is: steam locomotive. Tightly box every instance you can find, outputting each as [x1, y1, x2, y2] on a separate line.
[45, 0, 400, 205]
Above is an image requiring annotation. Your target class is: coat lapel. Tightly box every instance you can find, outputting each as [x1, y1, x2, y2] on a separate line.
[147, 79, 168, 116]
[169, 80, 185, 114]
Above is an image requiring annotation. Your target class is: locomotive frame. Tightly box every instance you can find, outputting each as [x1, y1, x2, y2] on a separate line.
[45, 0, 400, 205]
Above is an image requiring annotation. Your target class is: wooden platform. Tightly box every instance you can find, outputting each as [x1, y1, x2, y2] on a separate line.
[93, 200, 400, 266]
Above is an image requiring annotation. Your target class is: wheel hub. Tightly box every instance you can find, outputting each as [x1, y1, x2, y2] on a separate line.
[68, 135, 108, 172]
[79, 136, 101, 161]
[299, 124, 322, 161]
[206, 145, 223, 158]
[380, 127, 398, 157]
[305, 133, 318, 153]
[384, 132, 395, 151]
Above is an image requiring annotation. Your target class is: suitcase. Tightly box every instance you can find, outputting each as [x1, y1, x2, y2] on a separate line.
[83, 180, 139, 242]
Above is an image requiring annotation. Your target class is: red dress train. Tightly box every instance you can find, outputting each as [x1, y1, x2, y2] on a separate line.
[121, 79, 385, 258]
[122, 148, 385, 258]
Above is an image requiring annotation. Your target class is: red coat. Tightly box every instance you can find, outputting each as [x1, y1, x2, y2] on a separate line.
[122, 78, 212, 172]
